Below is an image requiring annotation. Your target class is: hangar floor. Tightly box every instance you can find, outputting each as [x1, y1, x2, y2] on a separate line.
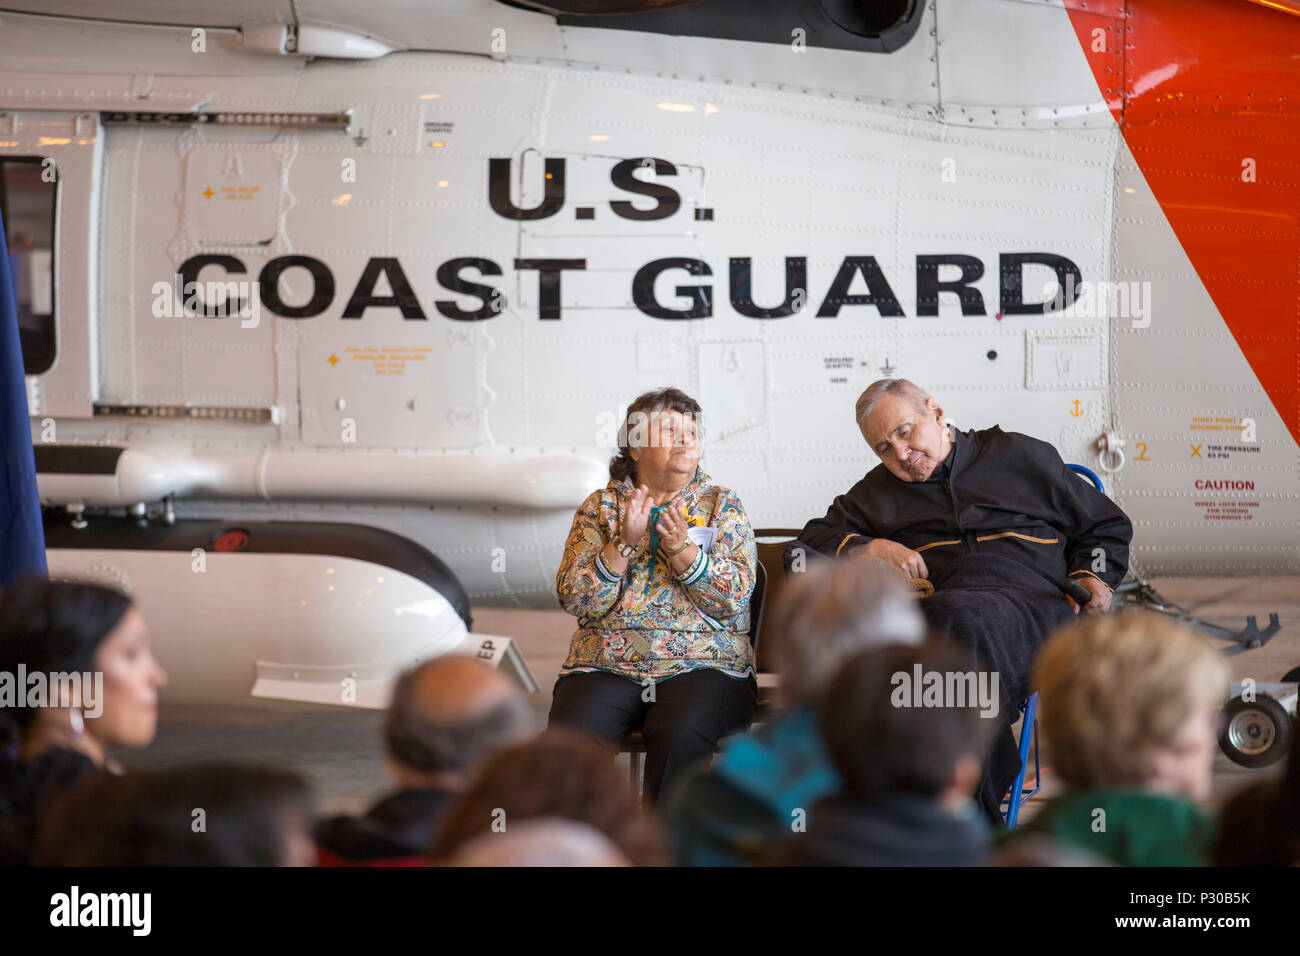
[119, 576, 1300, 825]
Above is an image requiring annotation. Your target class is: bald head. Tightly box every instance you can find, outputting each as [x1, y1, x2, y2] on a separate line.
[384, 657, 533, 785]
[403, 656, 519, 723]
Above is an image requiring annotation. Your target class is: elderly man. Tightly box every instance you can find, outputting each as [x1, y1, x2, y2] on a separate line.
[315, 657, 533, 865]
[784, 378, 1133, 823]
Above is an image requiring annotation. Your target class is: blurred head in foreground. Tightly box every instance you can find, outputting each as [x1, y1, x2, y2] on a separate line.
[770, 557, 924, 707]
[430, 728, 668, 866]
[448, 817, 630, 867]
[822, 641, 991, 806]
[384, 656, 533, 791]
[38, 763, 316, 866]
[1033, 611, 1227, 800]
[0, 579, 167, 765]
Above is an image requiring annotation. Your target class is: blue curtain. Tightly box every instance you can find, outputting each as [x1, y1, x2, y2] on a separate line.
[0, 205, 47, 585]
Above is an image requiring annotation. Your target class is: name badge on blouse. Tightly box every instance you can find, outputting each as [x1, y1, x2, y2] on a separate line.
[687, 526, 716, 553]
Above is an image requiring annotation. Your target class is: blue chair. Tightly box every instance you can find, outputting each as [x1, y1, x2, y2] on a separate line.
[1068, 463, 1105, 494]
[1002, 692, 1040, 827]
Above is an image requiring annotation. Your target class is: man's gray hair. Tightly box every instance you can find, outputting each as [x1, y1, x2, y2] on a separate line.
[771, 557, 926, 706]
[855, 378, 932, 436]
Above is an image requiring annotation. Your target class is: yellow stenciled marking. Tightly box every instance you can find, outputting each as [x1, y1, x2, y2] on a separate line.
[344, 345, 433, 376]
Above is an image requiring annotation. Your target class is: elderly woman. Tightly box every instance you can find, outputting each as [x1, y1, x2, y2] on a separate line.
[550, 387, 757, 804]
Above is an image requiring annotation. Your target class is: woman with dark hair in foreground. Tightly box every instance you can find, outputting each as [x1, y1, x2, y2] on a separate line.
[431, 729, 668, 866]
[0, 578, 168, 865]
[38, 764, 315, 866]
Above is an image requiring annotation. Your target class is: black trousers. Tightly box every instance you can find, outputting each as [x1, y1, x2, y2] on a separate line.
[548, 668, 758, 805]
[920, 554, 1077, 827]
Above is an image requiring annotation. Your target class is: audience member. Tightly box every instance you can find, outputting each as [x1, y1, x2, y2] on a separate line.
[0, 579, 167, 865]
[663, 559, 924, 865]
[771, 641, 993, 865]
[38, 763, 315, 866]
[448, 818, 630, 867]
[999, 612, 1227, 866]
[315, 656, 533, 865]
[430, 728, 668, 866]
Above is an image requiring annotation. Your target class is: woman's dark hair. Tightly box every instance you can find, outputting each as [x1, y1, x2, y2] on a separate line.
[0, 579, 133, 743]
[608, 387, 703, 483]
[429, 728, 668, 866]
[0, 747, 99, 866]
[821, 640, 993, 798]
[37, 763, 315, 866]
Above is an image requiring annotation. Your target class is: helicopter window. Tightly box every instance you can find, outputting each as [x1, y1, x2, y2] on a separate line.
[0, 156, 57, 375]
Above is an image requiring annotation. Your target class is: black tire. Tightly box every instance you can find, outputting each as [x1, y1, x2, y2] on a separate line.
[1281, 666, 1300, 685]
[1219, 694, 1292, 769]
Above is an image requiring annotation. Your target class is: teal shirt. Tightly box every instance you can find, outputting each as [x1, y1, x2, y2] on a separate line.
[1009, 789, 1215, 866]
[664, 707, 839, 866]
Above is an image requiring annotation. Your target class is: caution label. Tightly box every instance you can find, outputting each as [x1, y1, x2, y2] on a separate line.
[1193, 499, 1258, 521]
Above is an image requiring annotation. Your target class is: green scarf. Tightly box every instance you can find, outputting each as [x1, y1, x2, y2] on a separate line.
[644, 503, 668, 595]
[1008, 789, 1214, 866]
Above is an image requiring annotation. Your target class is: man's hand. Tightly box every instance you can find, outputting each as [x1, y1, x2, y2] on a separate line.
[1068, 575, 1112, 616]
[860, 538, 928, 579]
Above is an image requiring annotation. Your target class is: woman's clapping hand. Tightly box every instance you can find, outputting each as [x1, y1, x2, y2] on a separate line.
[655, 501, 690, 553]
[621, 484, 654, 546]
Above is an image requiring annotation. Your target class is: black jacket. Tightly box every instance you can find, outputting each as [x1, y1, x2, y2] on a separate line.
[0, 745, 99, 866]
[314, 788, 456, 864]
[784, 426, 1132, 590]
[770, 792, 992, 867]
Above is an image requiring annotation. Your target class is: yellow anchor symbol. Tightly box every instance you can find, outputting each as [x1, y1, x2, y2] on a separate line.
[1069, 399, 1083, 417]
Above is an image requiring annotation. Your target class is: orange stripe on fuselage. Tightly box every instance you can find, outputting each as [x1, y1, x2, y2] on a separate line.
[1066, 0, 1300, 443]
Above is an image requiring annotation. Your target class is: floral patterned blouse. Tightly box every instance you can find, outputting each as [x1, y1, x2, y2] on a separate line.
[555, 465, 757, 683]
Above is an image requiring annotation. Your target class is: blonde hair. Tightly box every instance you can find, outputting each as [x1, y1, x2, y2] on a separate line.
[770, 557, 924, 705]
[1033, 612, 1228, 790]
